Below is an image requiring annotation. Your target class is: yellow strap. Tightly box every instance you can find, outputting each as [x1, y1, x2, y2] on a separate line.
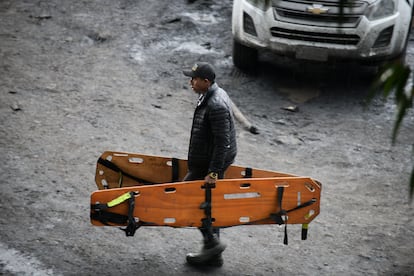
[107, 192, 132, 208]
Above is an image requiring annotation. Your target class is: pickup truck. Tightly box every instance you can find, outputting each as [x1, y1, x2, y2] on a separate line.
[232, 0, 414, 70]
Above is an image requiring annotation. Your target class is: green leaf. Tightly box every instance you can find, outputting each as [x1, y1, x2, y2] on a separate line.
[391, 66, 411, 144]
[367, 62, 413, 202]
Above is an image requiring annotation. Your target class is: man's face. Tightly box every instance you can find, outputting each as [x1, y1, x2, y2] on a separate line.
[190, 77, 210, 94]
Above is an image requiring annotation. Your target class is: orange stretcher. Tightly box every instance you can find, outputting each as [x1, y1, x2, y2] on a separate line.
[90, 151, 321, 244]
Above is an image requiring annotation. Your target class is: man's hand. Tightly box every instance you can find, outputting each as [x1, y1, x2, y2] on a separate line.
[205, 172, 218, 185]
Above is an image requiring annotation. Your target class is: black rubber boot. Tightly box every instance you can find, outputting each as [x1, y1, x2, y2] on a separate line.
[205, 253, 223, 267]
[186, 236, 226, 266]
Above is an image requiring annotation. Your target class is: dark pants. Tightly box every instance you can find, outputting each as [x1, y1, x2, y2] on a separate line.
[183, 164, 231, 241]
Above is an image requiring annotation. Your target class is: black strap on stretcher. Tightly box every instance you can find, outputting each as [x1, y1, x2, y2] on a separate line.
[91, 191, 142, 236]
[200, 182, 216, 241]
[98, 158, 154, 187]
[270, 186, 316, 245]
[171, 158, 180, 182]
[98, 157, 181, 187]
[244, 167, 253, 178]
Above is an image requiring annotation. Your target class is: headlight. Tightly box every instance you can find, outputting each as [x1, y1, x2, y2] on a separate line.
[246, 0, 269, 11]
[365, 0, 397, 21]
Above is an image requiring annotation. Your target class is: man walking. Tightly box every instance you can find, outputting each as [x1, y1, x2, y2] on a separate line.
[182, 62, 237, 267]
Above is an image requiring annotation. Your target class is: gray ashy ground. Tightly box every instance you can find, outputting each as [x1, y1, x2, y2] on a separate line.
[0, 0, 413, 275]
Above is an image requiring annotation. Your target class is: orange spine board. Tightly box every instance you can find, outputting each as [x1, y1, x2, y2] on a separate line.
[90, 177, 321, 228]
[95, 151, 295, 190]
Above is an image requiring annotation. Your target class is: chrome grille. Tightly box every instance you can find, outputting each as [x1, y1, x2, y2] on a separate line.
[270, 27, 360, 45]
[273, 0, 367, 28]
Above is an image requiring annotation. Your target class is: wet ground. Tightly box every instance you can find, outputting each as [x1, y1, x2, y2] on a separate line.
[1, 0, 413, 275]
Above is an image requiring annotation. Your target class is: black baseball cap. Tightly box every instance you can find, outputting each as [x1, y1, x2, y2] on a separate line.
[183, 62, 216, 81]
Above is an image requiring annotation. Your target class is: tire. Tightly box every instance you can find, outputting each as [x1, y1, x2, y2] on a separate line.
[232, 39, 258, 71]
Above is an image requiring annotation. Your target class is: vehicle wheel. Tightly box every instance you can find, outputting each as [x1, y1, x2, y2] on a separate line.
[232, 39, 258, 71]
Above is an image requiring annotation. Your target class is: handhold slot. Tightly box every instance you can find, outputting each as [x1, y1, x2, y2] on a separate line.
[240, 183, 251, 189]
[113, 153, 128, 157]
[129, 157, 144, 164]
[101, 179, 108, 189]
[304, 182, 315, 192]
[164, 218, 176, 224]
[239, 216, 250, 223]
[275, 182, 289, 188]
[166, 160, 172, 166]
[164, 187, 176, 193]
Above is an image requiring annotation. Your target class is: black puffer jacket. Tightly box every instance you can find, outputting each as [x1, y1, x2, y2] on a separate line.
[188, 83, 237, 173]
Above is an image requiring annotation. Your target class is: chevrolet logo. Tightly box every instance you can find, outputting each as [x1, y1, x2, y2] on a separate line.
[307, 4, 329, 15]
